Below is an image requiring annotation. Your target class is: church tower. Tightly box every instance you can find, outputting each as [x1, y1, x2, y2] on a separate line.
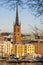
[13, 4, 21, 44]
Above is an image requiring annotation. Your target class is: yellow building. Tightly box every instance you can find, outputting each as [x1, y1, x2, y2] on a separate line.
[25, 44, 35, 54]
[13, 44, 25, 58]
[12, 43, 35, 58]
[21, 44, 25, 57]
[0, 41, 3, 57]
[15, 44, 22, 58]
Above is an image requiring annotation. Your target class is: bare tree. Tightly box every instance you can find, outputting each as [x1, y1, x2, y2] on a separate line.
[27, 0, 43, 16]
[0, 0, 43, 16]
[0, 0, 25, 10]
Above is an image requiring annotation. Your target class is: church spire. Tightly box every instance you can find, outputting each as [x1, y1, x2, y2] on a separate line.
[15, 3, 19, 25]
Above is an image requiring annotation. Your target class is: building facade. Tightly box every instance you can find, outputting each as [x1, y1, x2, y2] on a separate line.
[0, 41, 3, 57]
[32, 39, 43, 56]
[3, 41, 12, 57]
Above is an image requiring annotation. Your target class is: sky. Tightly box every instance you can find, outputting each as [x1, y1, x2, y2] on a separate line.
[0, 5, 42, 34]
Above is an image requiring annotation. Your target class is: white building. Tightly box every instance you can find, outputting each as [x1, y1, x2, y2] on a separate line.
[3, 41, 13, 57]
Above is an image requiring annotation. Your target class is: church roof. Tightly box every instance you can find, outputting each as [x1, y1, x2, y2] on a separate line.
[15, 3, 20, 26]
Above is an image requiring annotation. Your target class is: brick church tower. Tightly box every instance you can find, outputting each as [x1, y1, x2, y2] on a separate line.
[13, 4, 21, 44]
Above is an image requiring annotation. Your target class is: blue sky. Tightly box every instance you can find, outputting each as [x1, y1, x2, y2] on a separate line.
[0, 6, 42, 34]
